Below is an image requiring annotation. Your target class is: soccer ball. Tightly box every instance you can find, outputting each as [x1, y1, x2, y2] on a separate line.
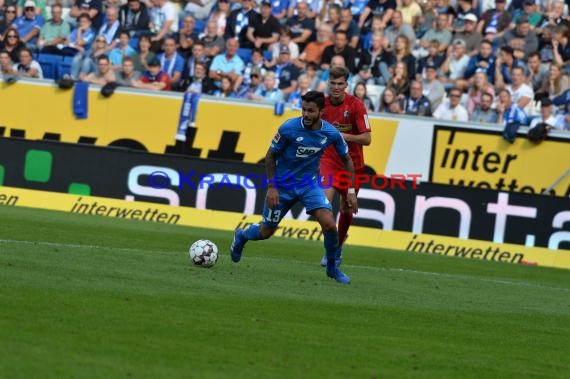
[189, 239, 219, 268]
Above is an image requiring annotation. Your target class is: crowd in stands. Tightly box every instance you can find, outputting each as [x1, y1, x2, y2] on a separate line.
[1, 0, 570, 134]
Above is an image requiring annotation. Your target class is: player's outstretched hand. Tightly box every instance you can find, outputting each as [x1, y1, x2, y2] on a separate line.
[346, 193, 358, 214]
[266, 188, 280, 209]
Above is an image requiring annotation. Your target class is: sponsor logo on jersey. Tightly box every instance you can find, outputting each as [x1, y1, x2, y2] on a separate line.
[364, 114, 370, 130]
[296, 146, 321, 157]
[332, 122, 352, 132]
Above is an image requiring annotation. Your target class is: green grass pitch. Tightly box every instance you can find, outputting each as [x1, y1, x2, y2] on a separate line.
[1, 206, 569, 378]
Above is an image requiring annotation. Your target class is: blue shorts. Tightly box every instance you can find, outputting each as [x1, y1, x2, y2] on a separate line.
[261, 185, 332, 228]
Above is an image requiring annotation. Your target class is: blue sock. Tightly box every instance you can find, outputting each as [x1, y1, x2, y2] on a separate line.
[244, 223, 262, 241]
[323, 230, 340, 261]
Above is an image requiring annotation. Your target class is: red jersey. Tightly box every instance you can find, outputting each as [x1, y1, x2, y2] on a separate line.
[321, 93, 370, 170]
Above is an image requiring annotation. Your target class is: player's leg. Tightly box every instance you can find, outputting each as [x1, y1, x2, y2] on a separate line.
[230, 191, 293, 262]
[337, 166, 364, 247]
[302, 186, 350, 284]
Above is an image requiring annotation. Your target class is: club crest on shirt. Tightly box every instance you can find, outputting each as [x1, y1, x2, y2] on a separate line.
[344, 111, 349, 119]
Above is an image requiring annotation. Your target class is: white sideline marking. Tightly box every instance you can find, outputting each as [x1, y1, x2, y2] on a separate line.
[1, 239, 569, 293]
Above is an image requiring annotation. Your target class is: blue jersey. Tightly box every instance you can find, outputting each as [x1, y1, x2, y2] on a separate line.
[269, 117, 349, 186]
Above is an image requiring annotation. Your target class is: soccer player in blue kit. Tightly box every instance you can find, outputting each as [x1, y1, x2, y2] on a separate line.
[229, 91, 358, 284]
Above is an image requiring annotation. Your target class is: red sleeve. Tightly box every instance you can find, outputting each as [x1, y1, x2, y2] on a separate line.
[352, 97, 371, 134]
[159, 73, 172, 91]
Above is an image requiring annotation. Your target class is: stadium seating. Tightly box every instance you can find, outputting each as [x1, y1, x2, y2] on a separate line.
[237, 48, 253, 65]
[38, 54, 62, 80]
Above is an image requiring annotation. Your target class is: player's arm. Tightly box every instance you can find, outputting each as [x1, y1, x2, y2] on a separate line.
[265, 148, 279, 209]
[340, 153, 358, 213]
[341, 131, 371, 145]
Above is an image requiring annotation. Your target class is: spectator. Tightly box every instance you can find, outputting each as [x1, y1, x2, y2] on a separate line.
[319, 2, 341, 30]
[133, 58, 171, 90]
[420, 13, 452, 54]
[37, 3, 69, 52]
[336, 7, 360, 49]
[0, 50, 17, 76]
[496, 88, 528, 142]
[200, 20, 225, 59]
[512, 0, 543, 30]
[184, 0, 216, 21]
[378, 87, 401, 113]
[1, 27, 24, 62]
[354, 31, 391, 85]
[433, 87, 469, 121]
[417, 39, 445, 80]
[353, 81, 375, 112]
[0, 5, 18, 37]
[537, 63, 570, 99]
[358, 0, 396, 32]
[464, 39, 496, 82]
[359, 13, 385, 51]
[180, 41, 211, 90]
[501, 16, 538, 60]
[478, 0, 511, 38]
[527, 51, 549, 91]
[237, 67, 263, 98]
[269, 26, 299, 67]
[386, 61, 410, 99]
[287, 0, 321, 20]
[97, 6, 121, 48]
[59, 13, 96, 55]
[539, 0, 570, 30]
[269, 0, 289, 24]
[108, 30, 136, 68]
[242, 47, 267, 83]
[208, 0, 230, 37]
[494, 45, 525, 88]
[452, 13, 483, 56]
[467, 71, 495, 114]
[507, 66, 534, 113]
[390, 34, 415, 80]
[422, 62, 445, 109]
[470, 92, 498, 123]
[294, 23, 333, 69]
[402, 80, 432, 117]
[285, 0, 314, 52]
[224, 0, 257, 48]
[383, 10, 415, 51]
[69, 0, 104, 30]
[273, 45, 300, 98]
[452, 0, 477, 34]
[246, 1, 280, 51]
[157, 36, 185, 89]
[69, 34, 107, 80]
[149, 0, 179, 44]
[209, 38, 245, 93]
[187, 61, 213, 94]
[397, 0, 422, 29]
[132, 34, 156, 72]
[13, 0, 43, 48]
[529, 98, 558, 128]
[13, 46, 42, 78]
[213, 76, 238, 98]
[251, 71, 284, 103]
[538, 25, 555, 64]
[552, 24, 570, 73]
[118, 0, 150, 38]
[80, 54, 116, 84]
[320, 29, 357, 73]
[178, 15, 199, 58]
[115, 56, 141, 86]
[440, 39, 470, 90]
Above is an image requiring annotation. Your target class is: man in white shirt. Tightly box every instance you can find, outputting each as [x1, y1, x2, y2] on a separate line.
[433, 87, 469, 121]
[507, 66, 534, 115]
[530, 98, 557, 128]
[150, 0, 179, 43]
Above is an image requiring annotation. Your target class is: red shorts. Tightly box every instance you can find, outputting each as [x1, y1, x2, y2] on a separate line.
[320, 163, 365, 198]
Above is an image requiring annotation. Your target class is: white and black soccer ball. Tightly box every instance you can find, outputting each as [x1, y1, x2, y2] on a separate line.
[189, 239, 219, 268]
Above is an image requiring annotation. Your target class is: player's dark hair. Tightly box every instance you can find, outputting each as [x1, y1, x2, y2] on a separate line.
[329, 66, 350, 81]
[301, 91, 325, 109]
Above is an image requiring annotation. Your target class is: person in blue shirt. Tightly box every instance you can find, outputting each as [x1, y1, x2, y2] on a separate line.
[230, 91, 357, 284]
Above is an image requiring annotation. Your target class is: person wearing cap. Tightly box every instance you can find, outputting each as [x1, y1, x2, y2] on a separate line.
[478, 0, 511, 38]
[12, 0, 44, 48]
[452, 13, 483, 55]
[273, 44, 301, 98]
[501, 16, 538, 59]
[452, 0, 477, 34]
[440, 39, 470, 90]
[422, 62, 445, 108]
[246, 1, 280, 51]
[133, 57, 172, 91]
[17, 0, 48, 19]
[530, 98, 558, 128]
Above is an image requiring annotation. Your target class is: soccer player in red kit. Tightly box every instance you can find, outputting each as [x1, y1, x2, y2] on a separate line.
[319, 66, 371, 266]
